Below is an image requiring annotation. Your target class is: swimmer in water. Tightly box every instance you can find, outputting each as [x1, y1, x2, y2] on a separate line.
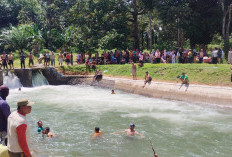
[92, 127, 102, 139]
[111, 89, 115, 94]
[114, 124, 145, 138]
[37, 120, 44, 133]
[42, 127, 55, 138]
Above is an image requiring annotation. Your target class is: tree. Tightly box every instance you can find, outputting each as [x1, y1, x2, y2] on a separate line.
[185, 0, 221, 48]
[141, 0, 155, 50]
[0, 25, 34, 52]
[219, 0, 232, 59]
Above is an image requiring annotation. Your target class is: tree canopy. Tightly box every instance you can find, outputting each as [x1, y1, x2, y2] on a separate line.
[0, 0, 231, 53]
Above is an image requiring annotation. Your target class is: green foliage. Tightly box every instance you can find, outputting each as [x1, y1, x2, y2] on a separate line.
[0, 25, 34, 52]
[0, 0, 230, 52]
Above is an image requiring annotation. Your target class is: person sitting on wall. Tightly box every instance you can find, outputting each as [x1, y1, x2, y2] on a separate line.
[95, 70, 103, 82]
[177, 72, 189, 84]
[143, 71, 152, 88]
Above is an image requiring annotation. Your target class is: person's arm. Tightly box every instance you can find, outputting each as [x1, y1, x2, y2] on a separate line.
[135, 131, 145, 138]
[2, 103, 11, 120]
[114, 130, 126, 134]
[16, 124, 31, 157]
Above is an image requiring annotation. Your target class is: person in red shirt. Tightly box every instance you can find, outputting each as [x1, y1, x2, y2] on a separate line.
[7, 99, 34, 157]
[66, 53, 70, 65]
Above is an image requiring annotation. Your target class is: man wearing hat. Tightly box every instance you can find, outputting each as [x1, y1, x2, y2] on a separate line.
[0, 85, 10, 146]
[7, 99, 34, 157]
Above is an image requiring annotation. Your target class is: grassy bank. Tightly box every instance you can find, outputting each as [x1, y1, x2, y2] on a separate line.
[61, 63, 232, 86]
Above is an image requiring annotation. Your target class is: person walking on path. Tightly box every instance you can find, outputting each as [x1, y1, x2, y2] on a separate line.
[20, 52, 26, 69]
[7, 98, 34, 157]
[131, 62, 137, 80]
[0, 86, 10, 146]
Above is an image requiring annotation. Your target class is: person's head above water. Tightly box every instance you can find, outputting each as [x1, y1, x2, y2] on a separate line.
[0, 85, 9, 100]
[95, 127, 100, 133]
[37, 120, 43, 127]
[111, 89, 115, 94]
[44, 127, 50, 134]
[130, 123, 135, 130]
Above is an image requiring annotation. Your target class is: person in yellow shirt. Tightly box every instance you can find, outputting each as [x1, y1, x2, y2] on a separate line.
[92, 127, 102, 139]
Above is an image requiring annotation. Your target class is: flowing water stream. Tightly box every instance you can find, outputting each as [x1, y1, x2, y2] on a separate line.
[7, 85, 232, 157]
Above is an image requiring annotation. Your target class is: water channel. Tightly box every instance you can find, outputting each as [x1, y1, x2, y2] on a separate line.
[7, 85, 232, 157]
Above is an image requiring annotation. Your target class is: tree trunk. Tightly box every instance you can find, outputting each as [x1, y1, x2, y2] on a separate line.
[132, 0, 140, 50]
[148, 10, 152, 50]
[225, 4, 231, 60]
[141, 31, 144, 50]
[221, 0, 226, 39]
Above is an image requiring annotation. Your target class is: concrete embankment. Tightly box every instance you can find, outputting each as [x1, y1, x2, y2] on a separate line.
[42, 67, 232, 106]
[85, 77, 232, 106]
[2, 67, 231, 106]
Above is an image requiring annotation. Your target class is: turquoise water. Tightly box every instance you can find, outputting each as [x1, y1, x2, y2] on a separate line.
[7, 85, 232, 157]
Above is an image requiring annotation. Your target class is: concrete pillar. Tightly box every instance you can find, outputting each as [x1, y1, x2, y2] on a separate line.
[14, 69, 32, 87]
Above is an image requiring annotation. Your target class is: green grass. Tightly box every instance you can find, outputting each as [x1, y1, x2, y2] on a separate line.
[61, 63, 232, 86]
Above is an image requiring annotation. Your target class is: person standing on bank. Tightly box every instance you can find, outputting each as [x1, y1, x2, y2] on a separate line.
[20, 52, 26, 69]
[8, 52, 14, 69]
[70, 52, 73, 65]
[28, 52, 34, 68]
[7, 99, 34, 157]
[1, 51, 8, 70]
[131, 62, 137, 80]
[50, 52, 55, 67]
[0, 86, 10, 146]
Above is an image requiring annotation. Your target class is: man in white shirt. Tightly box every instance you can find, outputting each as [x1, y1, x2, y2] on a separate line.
[7, 99, 34, 157]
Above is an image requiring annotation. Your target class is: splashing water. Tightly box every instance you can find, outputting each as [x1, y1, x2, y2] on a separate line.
[3, 72, 22, 89]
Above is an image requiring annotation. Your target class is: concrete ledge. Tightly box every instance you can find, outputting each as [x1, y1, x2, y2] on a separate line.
[84, 77, 232, 106]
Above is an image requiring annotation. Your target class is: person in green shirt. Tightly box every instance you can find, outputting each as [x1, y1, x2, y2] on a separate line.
[178, 72, 189, 84]
[37, 120, 44, 133]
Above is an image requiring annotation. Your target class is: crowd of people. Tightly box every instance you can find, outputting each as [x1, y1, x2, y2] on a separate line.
[1, 47, 232, 70]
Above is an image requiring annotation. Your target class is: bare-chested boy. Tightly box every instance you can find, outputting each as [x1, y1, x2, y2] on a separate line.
[114, 124, 145, 138]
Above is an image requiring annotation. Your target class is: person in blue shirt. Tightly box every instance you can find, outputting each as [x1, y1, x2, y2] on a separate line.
[37, 120, 44, 133]
[0, 85, 10, 145]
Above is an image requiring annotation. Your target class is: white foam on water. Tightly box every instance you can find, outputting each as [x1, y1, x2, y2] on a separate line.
[3, 72, 22, 89]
